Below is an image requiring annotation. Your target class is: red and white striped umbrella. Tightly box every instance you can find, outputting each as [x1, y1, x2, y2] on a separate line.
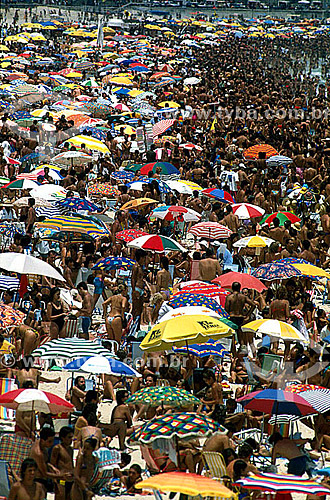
[153, 119, 176, 138]
[151, 205, 201, 222]
[231, 203, 265, 220]
[189, 222, 232, 239]
[4, 156, 20, 165]
[179, 143, 203, 151]
[0, 388, 74, 413]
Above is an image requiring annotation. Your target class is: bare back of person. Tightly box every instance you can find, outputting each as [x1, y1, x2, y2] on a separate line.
[203, 434, 231, 453]
[199, 258, 221, 282]
[274, 439, 303, 460]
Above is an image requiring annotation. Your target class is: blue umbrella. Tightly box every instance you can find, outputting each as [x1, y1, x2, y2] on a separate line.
[238, 389, 316, 417]
[92, 256, 135, 271]
[56, 197, 101, 213]
[63, 356, 141, 377]
[111, 170, 135, 181]
[167, 293, 229, 318]
[131, 66, 151, 72]
[10, 111, 32, 120]
[173, 339, 229, 358]
[79, 126, 107, 141]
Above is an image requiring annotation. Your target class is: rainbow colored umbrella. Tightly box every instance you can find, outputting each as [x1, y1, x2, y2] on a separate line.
[261, 211, 301, 226]
[126, 387, 200, 408]
[88, 183, 120, 197]
[168, 293, 229, 318]
[202, 188, 235, 203]
[235, 472, 330, 496]
[0, 305, 25, 328]
[92, 257, 135, 271]
[37, 216, 108, 238]
[115, 229, 148, 243]
[0, 222, 25, 238]
[139, 162, 179, 176]
[56, 197, 101, 213]
[128, 412, 225, 444]
[41, 231, 95, 243]
[237, 389, 316, 417]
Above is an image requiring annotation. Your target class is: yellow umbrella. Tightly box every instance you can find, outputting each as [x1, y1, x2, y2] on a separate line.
[233, 235, 275, 248]
[109, 77, 133, 86]
[121, 198, 158, 211]
[4, 35, 28, 43]
[102, 52, 118, 59]
[0, 62, 11, 68]
[158, 101, 180, 108]
[140, 314, 233, 352]
[292, 263, 330, 279]
[0, 45, 9, 52]
[31, 109, 56, 118]
[65, 135, 110, 154]
[136, 472, 235, 498]
[66, 72, 83, 78]
[243, 319, 307, 343]
[114, 125, 135, 135]
[29, 34, 47, 41]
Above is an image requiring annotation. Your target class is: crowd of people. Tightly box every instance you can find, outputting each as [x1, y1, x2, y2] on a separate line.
[2, 5, 330, 500]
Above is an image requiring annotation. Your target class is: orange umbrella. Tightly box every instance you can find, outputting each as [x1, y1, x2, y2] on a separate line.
[121, 198, 158, 210]
[149, 72, 171, 81]
[243, 144, 278, 160]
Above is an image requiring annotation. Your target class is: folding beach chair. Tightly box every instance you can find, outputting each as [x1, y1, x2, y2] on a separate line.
[89, 447, 121, 492]
[0, 379, 15, 421]
[202, 451, 227, 480]
[0, 434, 33, 481]
[0, 460, 10, 499]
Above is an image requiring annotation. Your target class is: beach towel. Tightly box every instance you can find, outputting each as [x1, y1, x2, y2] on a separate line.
[0, 434, 32, 477]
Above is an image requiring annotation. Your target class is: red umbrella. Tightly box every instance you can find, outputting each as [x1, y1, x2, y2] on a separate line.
[212, 272, 267, 293]
[0, 389, 74, 413]
[174, 283, 230, 306]
[237, 389, 316, 417]
[189, 222, 232, 240]
[115, 229, 148, 243]
[243, 144, 278, 160]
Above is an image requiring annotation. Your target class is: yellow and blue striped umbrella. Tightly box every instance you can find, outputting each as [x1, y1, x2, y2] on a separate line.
[63, 135, 110, 154]
[37, 216, 108, 238]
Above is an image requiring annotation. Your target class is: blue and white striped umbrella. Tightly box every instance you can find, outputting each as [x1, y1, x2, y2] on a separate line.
[35, 205, 67, 218]
[63, 356, 141, 377]
[266, 155, 293, 166]
[0, 275, 20, 290]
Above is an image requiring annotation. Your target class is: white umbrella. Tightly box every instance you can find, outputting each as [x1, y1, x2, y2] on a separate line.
[0, 253, 65, 281]
[30, 184, 67, 200]
[165, 180, 195, 195]
[231, 203, 265, 220]
[160, 306, 222, 322]
[184, 77, 201, 85]
[233, 235, 275, 248]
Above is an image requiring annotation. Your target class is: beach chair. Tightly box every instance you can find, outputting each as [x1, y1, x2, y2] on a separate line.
[89, 447, 121, 492]
[0, 460, 10, 499]
[202, 451, 227, 480]
[0, 379, 15, 421]
[0, 434, 33, 481]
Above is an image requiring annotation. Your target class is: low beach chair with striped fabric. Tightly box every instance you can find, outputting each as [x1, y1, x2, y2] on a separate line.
[202, 451, 227, 480]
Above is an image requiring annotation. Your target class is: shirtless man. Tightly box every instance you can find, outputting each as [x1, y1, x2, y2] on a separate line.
[30, 427, 61, 495]
[225, 282, 256, 346]
[299, 240, 316, 264]
[269, 217, 286, 244]
[102, 284, 128, 345]
[188, 191, 203, 214]
[156, 256, 172, 299]
[8, 458, 44, 500]
[199, 248, 221, 282]
[270, 432, 309, 476]
[14, 356, 60, 389]
[51, 426, 74, 500]
[75, 282, 93, 340]
[203, 424, 235, 453]
[131, 249, 146, 325]
[66, 376, 86, 411]
[222, 205, 239, 233]
[321, 205, 330, 246]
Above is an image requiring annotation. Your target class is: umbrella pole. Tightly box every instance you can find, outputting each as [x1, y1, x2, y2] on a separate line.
[175, 434, 181, 469]
[185, 340, 195, 394]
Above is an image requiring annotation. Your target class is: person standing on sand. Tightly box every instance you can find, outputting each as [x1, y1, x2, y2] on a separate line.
[51, 426, 74, 500]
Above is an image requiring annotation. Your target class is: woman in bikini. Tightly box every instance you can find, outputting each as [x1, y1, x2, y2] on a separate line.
[46, 288, 68, 339]
[103, 284, 128, 346]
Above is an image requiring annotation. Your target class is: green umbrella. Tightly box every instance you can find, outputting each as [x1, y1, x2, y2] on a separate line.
[260, 211, 301, 227]
[126, 387, 200, 408]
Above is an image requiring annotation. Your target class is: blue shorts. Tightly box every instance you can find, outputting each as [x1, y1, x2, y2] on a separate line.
[81, 316, 91, 335]
[288, 455, 307, 476]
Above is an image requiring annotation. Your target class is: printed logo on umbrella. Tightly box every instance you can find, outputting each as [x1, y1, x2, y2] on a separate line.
[149, 329, 161, 341]
[198, 320, 218, 330]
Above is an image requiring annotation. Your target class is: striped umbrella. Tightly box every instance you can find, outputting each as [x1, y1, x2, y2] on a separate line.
[151, 205, 201, 222]
[0, 275, 20, 290]
[243, 319, 307, 342]
[32, 338, 112, 359]
[35, 206, 67, 218]
[231, 203, 265, 219]
[128, 234, 186, 253]
[202, 188, 235, 203]
[167, 293, 229, 318]
[261, 211, 301, 226]
[189, 222, 232, 240]
[285, 385, 330, 413]
[243, 144, 278, 160]
[237, 389, 316, 416]
[139, 162, 179, 176]
[174, 284, 230, 304]
[266, 155, 293, 166]
[234, 472, 330, 495]
[115, 229, 148, 243]
[62, 135, 110, 154]
[92, 257, 135, 271]
[37, 216, 108, 238]
[233, 235, 275, 248]
[2, 179, 39, 190]
[152, 119, 176, 137]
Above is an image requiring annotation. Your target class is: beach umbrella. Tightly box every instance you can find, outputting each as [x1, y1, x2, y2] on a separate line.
[261, 211, 301, 226]
[63, 356, 141, 377]
[179, 143, 203, 151]
[52, 151, 91, 166]
[62, 135, 110, 154]
[151, 205, 201, 222]
[202, 188, 235, 203]
[266, 155, 293, 166]
[237, 389, 316, 417]
[173, 338, 230, 358]
[0, 222, 25, 239]
[121, 198, 158, 210]
[129, 412, 225, 444]
[128, 234, 186, 253]
[212, 272, 267, 292]
[0, 389, 74, 413]
[136, 472, 234, 498]
[111, 170, 134, 182]
[189, 222, 232, 239]
[1, 179, 39, 190]
[243, 144, 278, 160]
[167, 293, 229, 317]
[0, 252, 65, 282]
[56, 197, 101, 213]
[126, 387, 200, 407]
[88, 183, 120, 197]
[138, 162, 179, 176]
[166, 179, 203, 195]
[42, 231, 95, 243]
[233, 235, 275, 248]
[127, 179, 171, 195]
[140, 314, 233, 352]
[0, 305, 25, 328]
[242, 319, 307, 342]
[92, 257, 135, 271]
[292, 263, 330, 280]
[252, 262, 305, 281]
[0, 276, 20, 291]
[175, 283, 230, 303]
[234, 472, 330, 496]
[285, 384, 330, 414]
[160, 305, 235, 329]
[32, 338, 112, 359]
[184, 77, 201, 85]
[231, 203, 265, 219]
[115, 229, 148, 243]
[37, 216, 108, 238]
[30, 184, 67, 200]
